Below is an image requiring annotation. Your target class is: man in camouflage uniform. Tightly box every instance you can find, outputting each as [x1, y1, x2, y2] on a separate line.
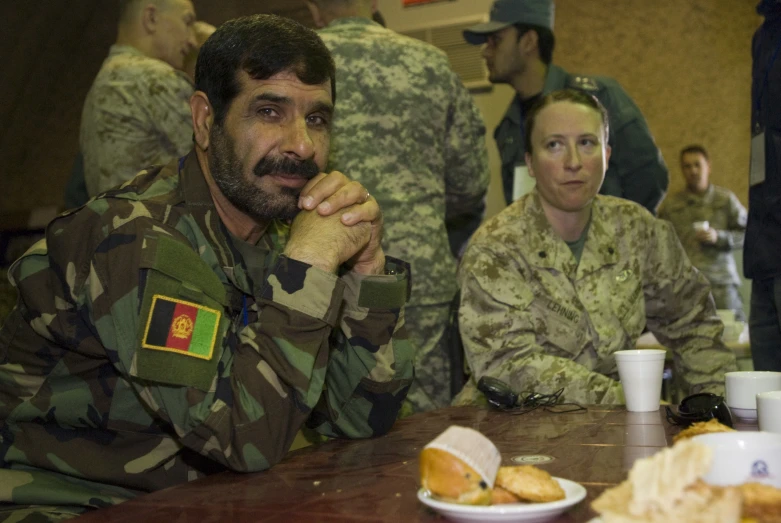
[659, 145, 747, 320]
[0, 15, 414, 522]
[306, 0, 490, 412]
[463, 0, 668, 213]
[455, 89, 736, 407]
[79, 0, 214, 196]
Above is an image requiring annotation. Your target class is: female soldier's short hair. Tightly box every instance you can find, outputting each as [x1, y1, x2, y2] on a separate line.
[524, 88, 610, 154]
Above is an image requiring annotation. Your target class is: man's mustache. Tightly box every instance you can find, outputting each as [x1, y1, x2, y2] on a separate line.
[253, 156, 320, 180]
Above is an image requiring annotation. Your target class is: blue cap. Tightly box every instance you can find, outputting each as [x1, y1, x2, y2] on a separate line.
[463, 0, 555, 45]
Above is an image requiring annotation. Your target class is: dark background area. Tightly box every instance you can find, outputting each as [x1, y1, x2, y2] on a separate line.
[0, 1, 314, 320]
[0, 1, 313, 217]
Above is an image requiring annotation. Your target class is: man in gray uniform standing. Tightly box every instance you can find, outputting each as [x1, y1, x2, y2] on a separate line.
[464, 0, 668, 213]
[306, 0, 490, 412]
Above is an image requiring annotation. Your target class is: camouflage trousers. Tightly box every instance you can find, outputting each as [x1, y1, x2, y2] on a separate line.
[400, 302, 453, 415]
[710, 283, 746, 321]
[0, 506, 84, 523]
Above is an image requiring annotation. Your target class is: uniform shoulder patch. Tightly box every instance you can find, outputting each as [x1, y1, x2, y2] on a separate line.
[142, 294, 221, 360]
[568, 75, 600, 92]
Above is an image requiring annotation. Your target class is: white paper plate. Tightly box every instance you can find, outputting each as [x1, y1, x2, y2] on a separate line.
[417, 477, 587, 523]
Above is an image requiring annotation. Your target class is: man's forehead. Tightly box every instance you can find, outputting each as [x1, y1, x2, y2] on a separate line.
[238, 70, 333, 103]
[681, 152, 707, 163]
[492, 25, 517, 38]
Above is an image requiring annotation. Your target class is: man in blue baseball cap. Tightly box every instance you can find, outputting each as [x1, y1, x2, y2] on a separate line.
[464, 0, 669, 215]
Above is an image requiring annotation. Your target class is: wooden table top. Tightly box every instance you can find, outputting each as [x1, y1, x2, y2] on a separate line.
[73, 405, 757, 522]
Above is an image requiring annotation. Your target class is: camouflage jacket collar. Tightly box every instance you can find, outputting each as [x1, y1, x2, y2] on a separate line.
[178, 151, 254, 293]
[518, 191, 619, 278]
[665, 184, 715, 211]
[107, 44, 150, 60]
[684, 184, 715, 204]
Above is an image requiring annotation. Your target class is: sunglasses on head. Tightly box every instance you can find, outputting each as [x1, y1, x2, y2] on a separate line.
[665, 392, 733, 427]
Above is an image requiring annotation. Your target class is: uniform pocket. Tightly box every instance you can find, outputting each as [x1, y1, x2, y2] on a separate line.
[528, 295, 588, 359]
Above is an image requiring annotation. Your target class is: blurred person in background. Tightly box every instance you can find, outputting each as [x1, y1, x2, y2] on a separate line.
[464, 0, 668, 214]
[659, 145, 747, 321]
[78, 0, 214, 198]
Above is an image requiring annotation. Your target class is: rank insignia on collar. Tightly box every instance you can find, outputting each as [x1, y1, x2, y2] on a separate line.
[572, 75, 599, 91]
[141, 294, 221, 360]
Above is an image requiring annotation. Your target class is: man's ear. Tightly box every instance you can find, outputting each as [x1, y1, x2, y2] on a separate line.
[140, 4, 158, 34]
[518, 29, 539, 56]
[305, 1, 325, 29]
[190, 91, 213, 150]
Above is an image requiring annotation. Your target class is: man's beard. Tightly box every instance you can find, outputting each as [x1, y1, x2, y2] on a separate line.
[208, 125, 320, 222]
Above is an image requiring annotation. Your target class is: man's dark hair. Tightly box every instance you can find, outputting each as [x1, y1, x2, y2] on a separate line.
[524, 88, 610, 154]
[195, 14, 336, 125]
[680, 144, 709, 162]
[514, 23, 555, 65]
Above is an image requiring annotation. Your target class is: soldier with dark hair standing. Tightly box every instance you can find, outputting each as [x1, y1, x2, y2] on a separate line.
[464, 0, 668, 214]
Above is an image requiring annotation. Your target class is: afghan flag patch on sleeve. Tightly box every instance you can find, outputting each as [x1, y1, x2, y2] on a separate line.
[142, 295, 221, 360]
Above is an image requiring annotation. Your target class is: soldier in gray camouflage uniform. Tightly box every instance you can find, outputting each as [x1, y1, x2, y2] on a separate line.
[658, 145, 747, 320]
[306, 0, 490, 412]
[0, 15, 413, 522]
[80, 0, 213, 196]
[455, 90, 736, 407]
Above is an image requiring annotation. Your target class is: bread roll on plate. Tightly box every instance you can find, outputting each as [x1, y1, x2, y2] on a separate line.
[419, 426, 501, 505]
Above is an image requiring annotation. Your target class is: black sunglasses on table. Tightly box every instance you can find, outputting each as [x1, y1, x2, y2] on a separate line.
[665, 392, 733, 427]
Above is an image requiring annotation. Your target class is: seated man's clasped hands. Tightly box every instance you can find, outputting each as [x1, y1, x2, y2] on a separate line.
[455, 89, 737, 407]
[286, 172, 384, 276]
[0, 15, 413, 522]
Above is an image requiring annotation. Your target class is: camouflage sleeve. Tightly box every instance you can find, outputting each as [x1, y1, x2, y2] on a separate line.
[642, 219, 737, 396]
[89, 68, 193, 194]
[605, 85, 669, 215]
[714, 193, 747, 250]
[306, 257, 414, 438]
[443, 72, 490, 216]
[88, 220, 409, 473]
[444, 73, 490, 254]
[458, 245, 624, 405]
[154, 71, 196, 156]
